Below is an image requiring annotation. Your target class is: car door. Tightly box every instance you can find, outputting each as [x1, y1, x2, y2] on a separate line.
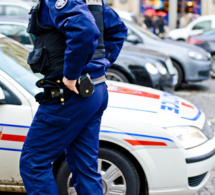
[190, 19, 212, 36]
[0, 71, 33, 186]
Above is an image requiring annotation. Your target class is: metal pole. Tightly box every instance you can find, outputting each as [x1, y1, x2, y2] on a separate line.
[168, 0, 178, 30]
[181, 0, 186, 15]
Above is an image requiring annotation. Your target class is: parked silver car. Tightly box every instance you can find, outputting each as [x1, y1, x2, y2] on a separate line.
[124, 19, 212, 88]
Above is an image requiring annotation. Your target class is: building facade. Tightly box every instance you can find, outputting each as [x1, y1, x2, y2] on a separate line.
[109, 0, 215, 16]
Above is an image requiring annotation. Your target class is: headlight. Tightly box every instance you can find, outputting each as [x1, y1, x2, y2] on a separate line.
[155, 62, 167, 75]
[145, 62, 158, 75]
[207, 52, 211, 59]
[166, 126, 207, 149]
[188, 51, 208, 61]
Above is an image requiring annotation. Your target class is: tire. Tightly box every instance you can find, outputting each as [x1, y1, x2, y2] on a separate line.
[210, 54, 215, 78]
[172, 61, 183, 89]
[176, 38, 185, 42]
[106, 69, 129, 83]
[56, 148, 141, 195]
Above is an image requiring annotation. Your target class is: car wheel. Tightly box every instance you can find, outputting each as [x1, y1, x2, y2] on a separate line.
[56, 148, 141, 195]
[106, 69, 129, 82]
[172, 61, 183, 89]
[210, 54, 215, 78]
[176, 38, 185, 42]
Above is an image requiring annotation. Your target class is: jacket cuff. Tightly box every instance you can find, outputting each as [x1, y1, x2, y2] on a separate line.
[65, 73, 81, 80]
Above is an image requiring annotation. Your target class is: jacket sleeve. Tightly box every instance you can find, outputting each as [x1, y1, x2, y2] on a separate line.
[46, 0, 100, 80]
[103, 3, 127, 65]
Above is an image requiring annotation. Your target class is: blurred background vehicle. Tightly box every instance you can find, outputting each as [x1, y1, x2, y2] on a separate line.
[124, 19, 211, 89]
[110, 47, 175, 93]
[0, 18, 33, 49]
[0, 19, 175, 93]
[0, 0, 33, 20]
[188, 29, 215, 78]
[114, 9, 138, 24]
[168, 15, 215, 42]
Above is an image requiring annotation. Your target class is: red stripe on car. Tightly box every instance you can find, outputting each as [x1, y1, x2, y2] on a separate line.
[124, 139, 167, 146]
[1, 134, 26, 142]
[181, 102, 194, 109]
[108, 85, 160, 99]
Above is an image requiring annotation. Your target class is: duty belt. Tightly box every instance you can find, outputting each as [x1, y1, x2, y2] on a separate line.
[35, 74, 106, 105]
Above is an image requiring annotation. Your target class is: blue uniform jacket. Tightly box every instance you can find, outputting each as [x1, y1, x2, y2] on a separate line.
[40, 0, 127, 80]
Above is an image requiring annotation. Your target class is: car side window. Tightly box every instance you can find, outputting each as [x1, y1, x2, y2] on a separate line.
[192, 20, 212, 31]
[0, 82, 21, 105]
[0, 24, 32, 45]
[5, 5, 28, 17]
[0, 6, 4, 15]
[126, 28, 142, 43]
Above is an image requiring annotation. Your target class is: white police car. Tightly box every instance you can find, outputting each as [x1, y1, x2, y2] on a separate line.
[0, 36, 215, 195]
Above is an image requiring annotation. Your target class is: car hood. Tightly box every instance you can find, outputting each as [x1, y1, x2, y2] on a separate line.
[154, 39, 209, 55]
[122, 44, 169, 60]
[190, 34, 215, 41]
[104, 81, 205, 130]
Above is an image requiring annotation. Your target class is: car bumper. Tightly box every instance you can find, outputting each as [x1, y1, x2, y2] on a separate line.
[184, 59, 211, 82]
[131, 135, 215, 195]
[157, 74, 174, 94]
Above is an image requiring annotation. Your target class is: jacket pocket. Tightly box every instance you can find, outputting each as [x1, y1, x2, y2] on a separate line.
[27, 48, 50, 74]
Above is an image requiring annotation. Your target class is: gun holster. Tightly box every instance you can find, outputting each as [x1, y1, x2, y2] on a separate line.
[76, 74, 94, 98]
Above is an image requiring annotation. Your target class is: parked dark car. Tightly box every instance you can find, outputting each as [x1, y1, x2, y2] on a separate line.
[0, 18, 175, 93]
[109, 47, 175, 93]
[123, 19, 212, 88]
[188, 29, 215, 77]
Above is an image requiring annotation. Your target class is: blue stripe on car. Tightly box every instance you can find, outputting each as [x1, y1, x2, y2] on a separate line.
[100, 130, 174, 142]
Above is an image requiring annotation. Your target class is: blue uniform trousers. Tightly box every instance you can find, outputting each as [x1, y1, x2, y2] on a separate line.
[20, 82, 108, 195]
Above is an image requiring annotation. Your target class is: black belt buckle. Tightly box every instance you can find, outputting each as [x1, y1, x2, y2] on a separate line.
[76, 74, 94, 98]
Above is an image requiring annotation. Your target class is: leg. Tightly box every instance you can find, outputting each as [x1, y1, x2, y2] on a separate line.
[19, 108, 79, 195]
[65, 111, 104, 195]
[65, 84, 108, 195]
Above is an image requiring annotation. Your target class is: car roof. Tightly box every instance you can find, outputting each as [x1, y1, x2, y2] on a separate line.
[194, 15, 215, 22]
[0, 0, 32, 9]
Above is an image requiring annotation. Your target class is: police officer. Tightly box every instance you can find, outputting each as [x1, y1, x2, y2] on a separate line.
[19, 0, 127, 194]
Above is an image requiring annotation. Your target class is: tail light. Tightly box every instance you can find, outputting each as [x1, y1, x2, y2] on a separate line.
[188, 39, 205, 44]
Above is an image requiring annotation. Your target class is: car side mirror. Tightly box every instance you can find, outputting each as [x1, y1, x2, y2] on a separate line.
[127, 34, 141, 44]
[0, 87, 6, 104]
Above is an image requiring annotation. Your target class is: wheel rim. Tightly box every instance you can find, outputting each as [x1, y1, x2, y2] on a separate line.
[67, 158, 127, 195]
[106, 72, 125, 82]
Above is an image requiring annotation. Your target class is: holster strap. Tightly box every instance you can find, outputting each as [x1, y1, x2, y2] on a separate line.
[91, 75, 106, 85]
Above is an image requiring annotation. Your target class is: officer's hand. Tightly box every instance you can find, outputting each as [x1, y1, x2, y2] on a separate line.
[63, 77, 79, 94]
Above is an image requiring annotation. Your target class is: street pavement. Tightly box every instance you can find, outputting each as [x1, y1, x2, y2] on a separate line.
[175, 78, 215, 195]
[2, 78, 215, 195]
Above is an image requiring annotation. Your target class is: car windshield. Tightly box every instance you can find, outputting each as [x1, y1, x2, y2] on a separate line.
[0, 36, 42, 96]
[124, 19, 161, 41]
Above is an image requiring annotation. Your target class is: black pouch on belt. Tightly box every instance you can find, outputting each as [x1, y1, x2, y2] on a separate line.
[27, 48, 50, 74]
[35, 76, 64, 104]
[76, 74, 94, 98]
